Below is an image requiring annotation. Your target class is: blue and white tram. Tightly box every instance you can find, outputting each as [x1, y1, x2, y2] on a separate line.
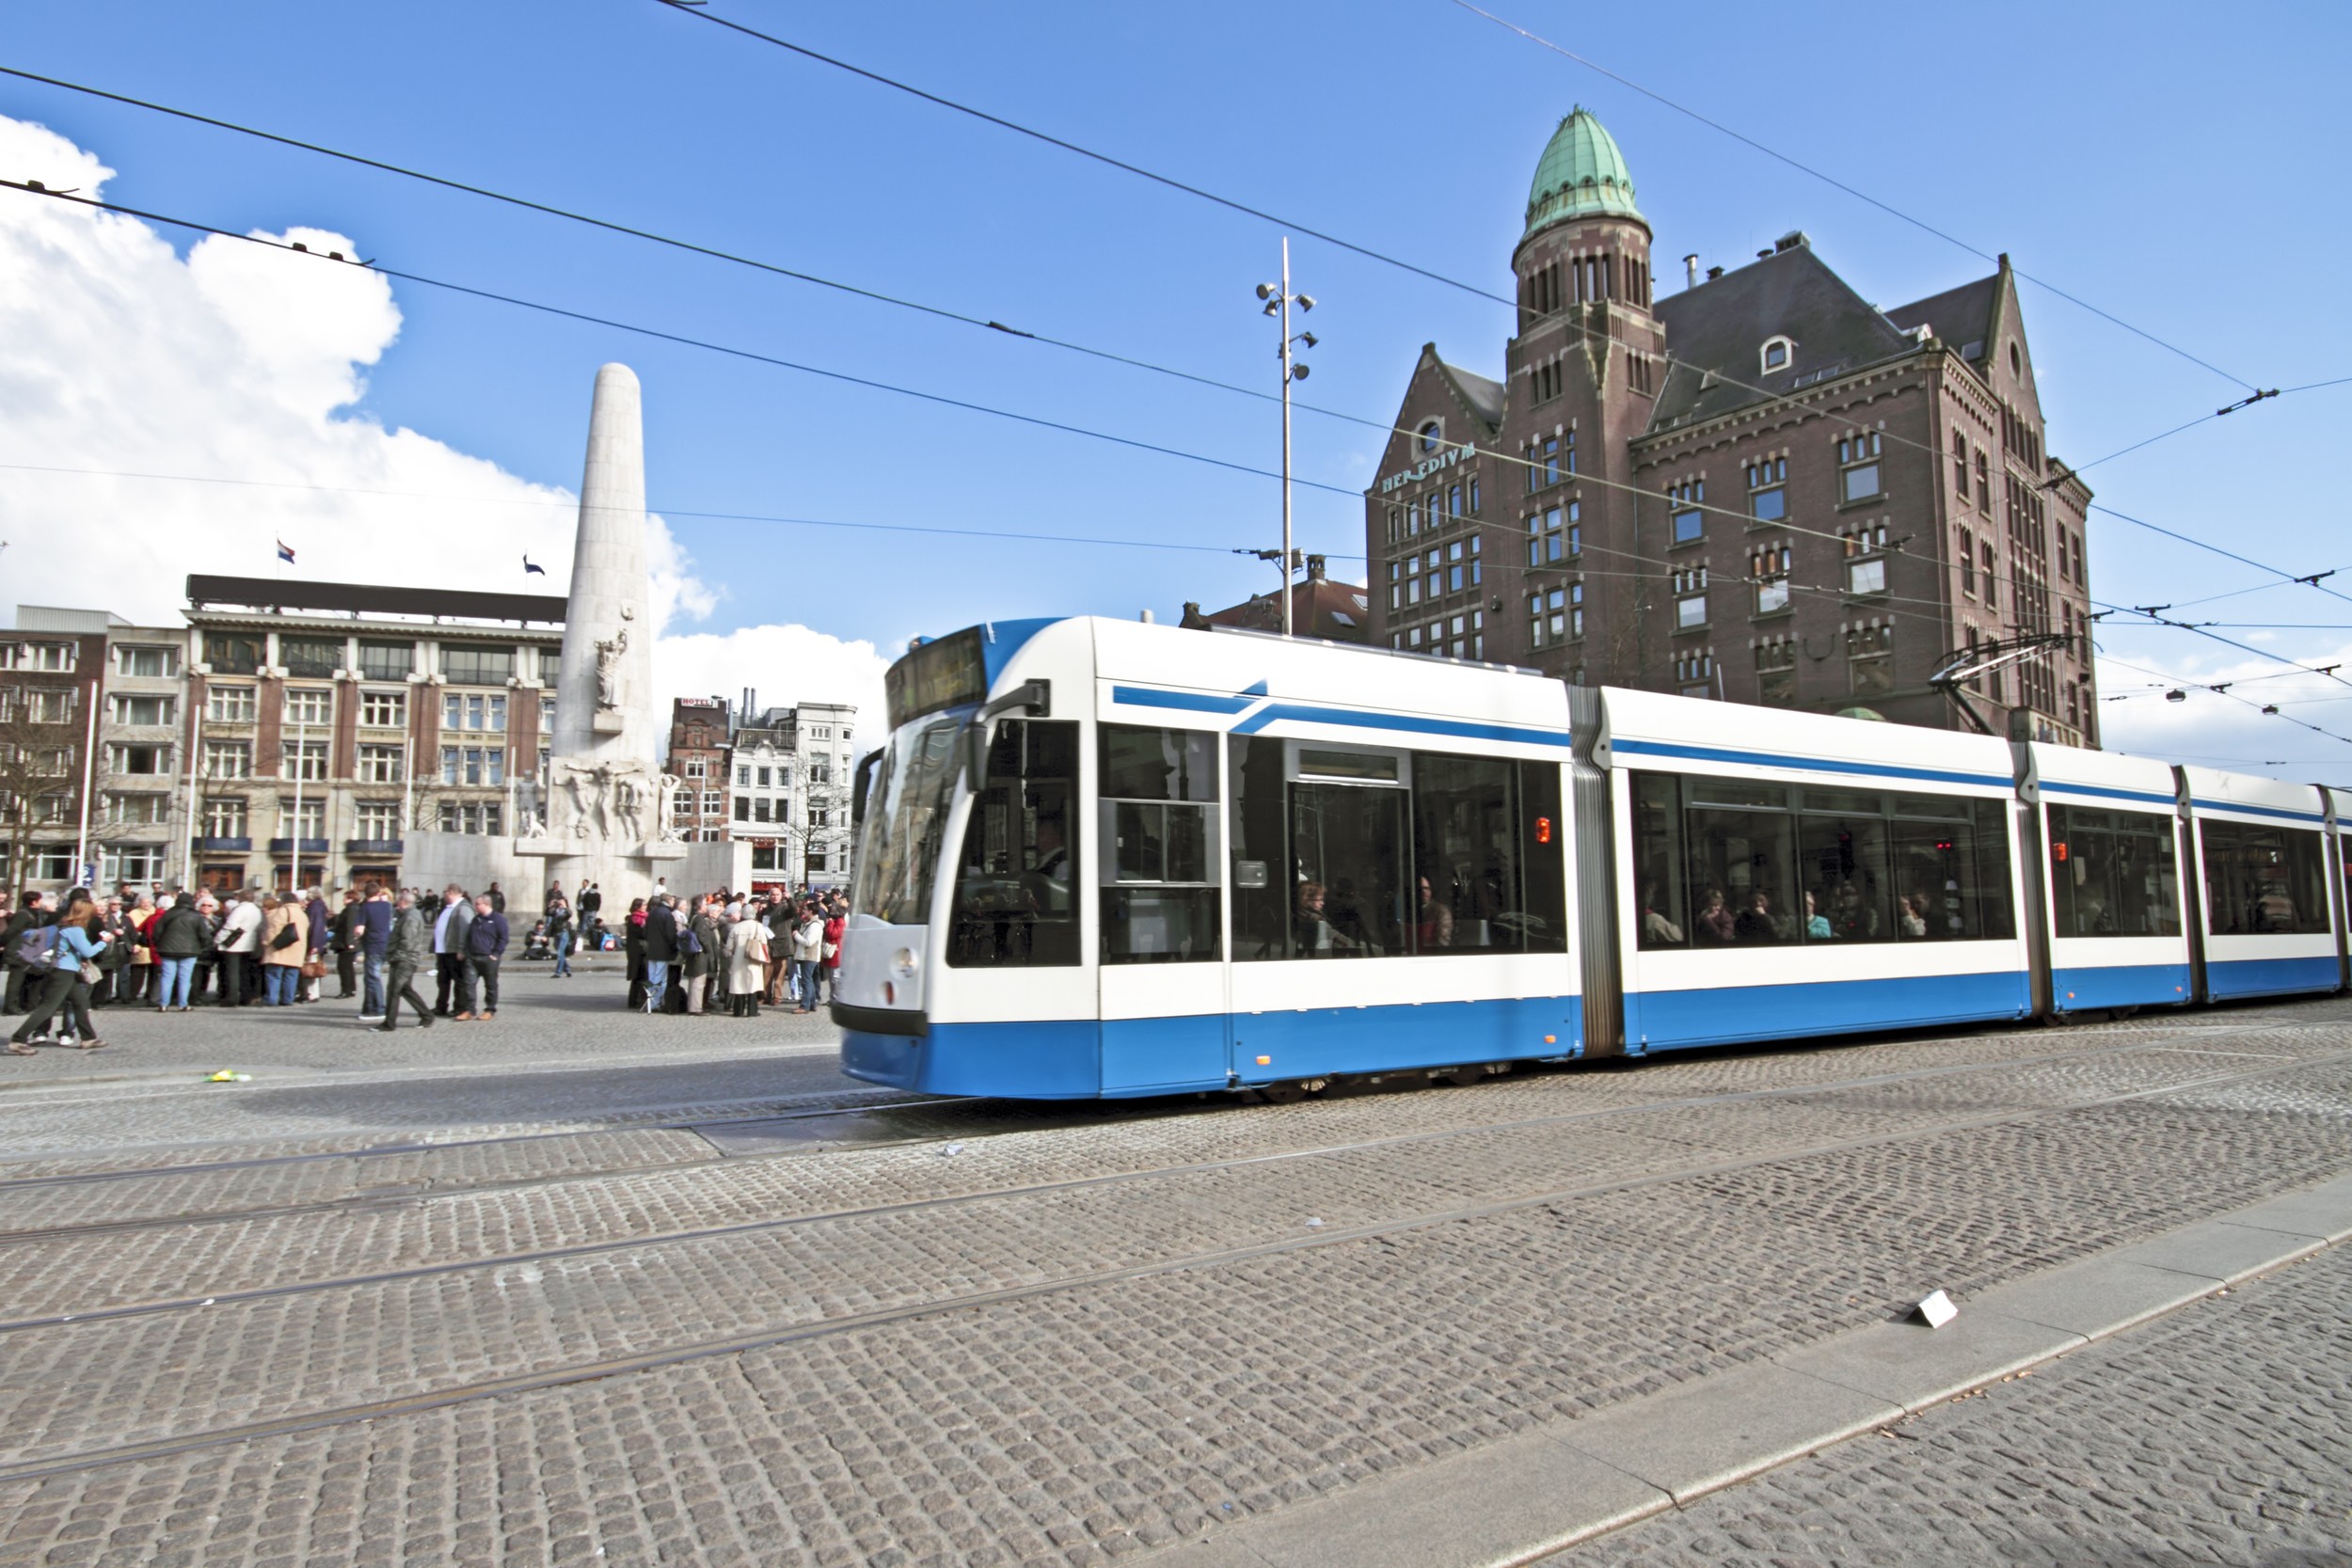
[834, 617, 2347, 1099]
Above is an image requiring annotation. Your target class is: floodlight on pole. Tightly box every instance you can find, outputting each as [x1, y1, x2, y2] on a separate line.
[1253, 237, 1318, 638]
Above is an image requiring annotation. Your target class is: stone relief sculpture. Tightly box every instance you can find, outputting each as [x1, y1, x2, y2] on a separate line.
[592, 627, 629, 710]
[655, 771, 687, 842]
[612, 772, 645, 846]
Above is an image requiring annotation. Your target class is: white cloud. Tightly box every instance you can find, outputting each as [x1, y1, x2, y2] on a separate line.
[2096, 642, 2352, 775]
[0, 112, 873, 729]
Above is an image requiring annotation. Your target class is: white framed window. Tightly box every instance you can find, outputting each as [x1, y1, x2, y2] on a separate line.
[1760, 335, 1795, 373]
[682, 759, 707, 780]
[285, 687, 333, 727]
[108, 693, 175, 726]
[1, 641, 75, 672]
[439, 745, 504, 786]
[106, 792, 170, 825]
[105, 742, 172, 776]
[442, 692, 507, 733]
[360, 689, 406, 728]
[102, 846, 170, 885]
[203, 740, 252, 779]
[1847, 558, 1887, 595]
[355, 800, 402, 839]
[701, 790, 723, 815]
[206, 684, 258, 722]
[27, 688, 72, 723]
[282, 739, 329, 782]
[202, 796, 248, 837]
[277, 796, 325, 839]
[437, 800, 505, 835]
[736, 764, 751, 786]
[358, 744, 404, 784]
[114, 644, 178, 678]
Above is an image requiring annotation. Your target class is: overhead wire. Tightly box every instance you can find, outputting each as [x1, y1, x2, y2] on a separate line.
[2090, 647, 2352, 752]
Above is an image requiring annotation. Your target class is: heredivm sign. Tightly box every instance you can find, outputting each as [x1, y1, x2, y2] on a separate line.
[1376, 442, 1475, 495]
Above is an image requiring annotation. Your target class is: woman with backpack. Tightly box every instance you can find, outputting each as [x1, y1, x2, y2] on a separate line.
[8, 895, 111, 1053]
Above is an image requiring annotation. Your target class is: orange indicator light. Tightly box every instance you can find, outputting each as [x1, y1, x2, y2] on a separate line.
[1255, 1054, 1271, 1066]
[1534, 816, 1553, 845]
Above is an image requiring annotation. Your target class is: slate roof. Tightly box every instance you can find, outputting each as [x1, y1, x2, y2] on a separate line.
[1645, 243, 1918, 434]
[1438, 360, 1506, 430]
[1885, 274, 1998, 363]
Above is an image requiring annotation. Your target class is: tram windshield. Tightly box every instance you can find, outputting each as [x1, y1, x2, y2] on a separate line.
[850, 711, 968, 926]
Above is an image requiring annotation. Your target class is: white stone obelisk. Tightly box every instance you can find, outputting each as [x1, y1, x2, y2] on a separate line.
[554, 363, 656, 765]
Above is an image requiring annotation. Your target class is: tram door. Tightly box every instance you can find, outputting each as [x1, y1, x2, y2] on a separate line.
[1097, 724, 1231, 1094]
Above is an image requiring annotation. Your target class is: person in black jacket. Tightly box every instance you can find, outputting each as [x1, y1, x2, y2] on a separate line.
[623, 897, 647, 1010]
[579, 882, 602, 922]
[151, 892, 213, 1011]
[2, 892, 49, 1015]
[642, 894, 679, 1012]
[457, 894, 510, 1020]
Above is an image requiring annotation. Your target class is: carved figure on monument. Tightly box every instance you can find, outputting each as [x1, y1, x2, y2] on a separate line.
[655, 772, 687, 843]
[517, 777, 548, 839]
[613, 772, 646, 846]
[558, 760, 612, 840]
[593, 627, 629, 710]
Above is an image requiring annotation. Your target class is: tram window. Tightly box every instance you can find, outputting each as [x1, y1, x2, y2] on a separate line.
[1100, 725, 1220, 964]
[2046, 804, 2180, 937]
[1631, 772, 2014, 947]
[1230, 736, 1292, 959]
[2200, 820, 2330, 936]
[850, 712, 965, 927]
[1410, 753, 1565, 953]
[946, 719, 1081, 967]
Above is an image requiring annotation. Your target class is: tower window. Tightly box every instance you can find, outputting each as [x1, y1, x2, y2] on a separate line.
[1418, 420, 1441, 453]
[1760, 336, 1795, 373]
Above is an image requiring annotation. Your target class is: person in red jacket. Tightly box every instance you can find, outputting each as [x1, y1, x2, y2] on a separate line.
[819, 895, 846, 1011]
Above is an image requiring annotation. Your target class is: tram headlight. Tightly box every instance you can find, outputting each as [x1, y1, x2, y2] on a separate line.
[892, 947, 917, 978]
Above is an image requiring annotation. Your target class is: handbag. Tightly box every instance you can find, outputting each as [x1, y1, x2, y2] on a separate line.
[79, 960, 102, 985]
[269, 922, 301, 951]
[301, 957, 328, 979]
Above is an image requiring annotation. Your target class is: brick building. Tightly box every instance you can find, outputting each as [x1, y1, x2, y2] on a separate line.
[1179, 555, 1373, 643]
[663, 696, 734, 843]
[1366, 108, 2096, 740]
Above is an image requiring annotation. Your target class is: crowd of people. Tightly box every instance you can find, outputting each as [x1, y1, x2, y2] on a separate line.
[1, 876, 848, 1049]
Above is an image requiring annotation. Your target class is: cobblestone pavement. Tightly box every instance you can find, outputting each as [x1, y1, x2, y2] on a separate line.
[0, 967, 869, 1160]
[1556, 1243, 2352, 1567]
[0, 997, 2344, 1566]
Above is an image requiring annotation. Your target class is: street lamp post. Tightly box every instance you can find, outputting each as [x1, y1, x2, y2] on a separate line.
[1255, 241, 1316, 638]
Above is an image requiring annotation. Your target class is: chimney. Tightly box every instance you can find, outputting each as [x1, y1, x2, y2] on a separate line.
[1306, 554, 1327, 581]
[1683, 253, 1699, 289]
[1139, 609, 1155, 624]
[1707, 265, 1724, 280]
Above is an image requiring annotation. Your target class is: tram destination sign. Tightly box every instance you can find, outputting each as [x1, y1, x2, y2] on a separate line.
[886, 626, 989, 729]
[1376, 442, 1475, 496]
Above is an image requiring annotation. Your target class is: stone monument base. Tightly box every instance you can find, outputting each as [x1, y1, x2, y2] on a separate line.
[401, 830, 749, 910]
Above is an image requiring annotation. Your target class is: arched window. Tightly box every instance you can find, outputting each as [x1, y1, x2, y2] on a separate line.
[1760, 335, 1795, 373]
[1418, 420, 1442, 453]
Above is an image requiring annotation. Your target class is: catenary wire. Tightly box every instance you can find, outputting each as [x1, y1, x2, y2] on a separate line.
[3, 80, 2324, 614]
[1448, 0, 2258, 392]
[2090, 647, 2352, 751]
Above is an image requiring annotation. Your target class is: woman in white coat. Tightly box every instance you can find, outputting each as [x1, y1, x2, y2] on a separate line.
[723, 911, 770, 1019]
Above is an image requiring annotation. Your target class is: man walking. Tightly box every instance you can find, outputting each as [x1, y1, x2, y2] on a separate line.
[356, 884, 393, 1022]
[431, 884, 473, 1017]
[457, 893, 508, 1021]
[378, 891, 435, 1033]
[641, 892, 679, 1012]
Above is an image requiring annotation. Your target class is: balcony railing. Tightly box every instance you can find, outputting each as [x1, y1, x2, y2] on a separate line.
[192, 835, 252, 852]
[266, 837, 331, 853]
[343, 838, 405, 856]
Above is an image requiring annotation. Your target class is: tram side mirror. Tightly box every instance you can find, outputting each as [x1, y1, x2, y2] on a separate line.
[851, 749, 881, 830]
[964, 680, 1053, 795]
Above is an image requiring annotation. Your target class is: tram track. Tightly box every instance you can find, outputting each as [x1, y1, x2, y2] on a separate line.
[0, 1041, 2341, 1486]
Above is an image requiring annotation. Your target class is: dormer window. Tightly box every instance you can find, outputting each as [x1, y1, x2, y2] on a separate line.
[1418, 420, 1442, 453]
[1760, 336, 1795, 373]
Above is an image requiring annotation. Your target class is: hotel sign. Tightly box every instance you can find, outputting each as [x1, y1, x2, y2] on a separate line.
[1377, 443, 1475, 495]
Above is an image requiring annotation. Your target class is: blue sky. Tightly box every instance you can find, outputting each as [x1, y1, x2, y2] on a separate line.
[4, 0, 2347, 776]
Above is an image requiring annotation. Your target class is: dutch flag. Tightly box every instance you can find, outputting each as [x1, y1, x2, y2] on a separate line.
[276, 540, 295, 564]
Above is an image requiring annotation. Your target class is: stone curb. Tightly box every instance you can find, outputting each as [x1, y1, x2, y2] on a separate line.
[1148, 1171, 2352, 1568]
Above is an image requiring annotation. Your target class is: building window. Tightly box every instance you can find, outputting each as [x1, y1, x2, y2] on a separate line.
[1527, 502, 1579, 565]
[1418, 420, 1441, 453]
[357, 641, 414, 681]
[1760, 336, 1794, 373]
[441, 693, 508, 733]
[1756, 641, 1797, 707]
[0, 641, 70, 673]
[1673, 565, 1708, 629]
[26, 688, 74, 723]
[1751, 545, 1792, 614]
[540, 698, 555, 735]
[202, 633, 260, 675]
[285, 687, 333, 727]
[359, 689, 406, 728]
[1959, 529, 1976, 596]
[682, 759, 707, 780]
[1981, 544, 1999, 610]
[1745, 458, 1787, 522]
[1952, 436, 1969, 495]
[108, 693, 175, 726]
[439, 746, 504, 786]
[105, 792, 169, 825]
[357, 744, 404, 784]
[736, 765, 751, 786]
[283, 739, 329, 782]
[280, 637, 341, 678]
[1523, 435, 1565, 491]
[734, 797, 751, 821]
[202, 740, 252, 779]
[355, 800, 401, 838]
[277, 796, 326, 840]
[1532, 361, 1562, 404]
[115, 644, 178, 678]
[702, 790, 724, 816]
[437, 801, 504, 835]
[1847, 557, 1887, 595]
[206, 684, 258, 723]
[1386, 508, 1403, 546]
[103, 846, 171, 886]
[1676, 651, 1714, 697]
[440, 644, 515, 685]
[1837, 432, 1883, 502]
[105, 742, 171, 776]
[1847, 624, 1895, 696]
[1974, 451, 1992, 507]
[1469, 476, 1481, 514]
[1667, 478, 1706, 544]
[203, 797, 248, 838]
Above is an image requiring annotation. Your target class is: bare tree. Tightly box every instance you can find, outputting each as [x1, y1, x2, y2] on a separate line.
[0, 701, 80, 894]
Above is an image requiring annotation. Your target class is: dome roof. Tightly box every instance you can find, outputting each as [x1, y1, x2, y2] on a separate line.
[1523, 106, 1643, 239]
